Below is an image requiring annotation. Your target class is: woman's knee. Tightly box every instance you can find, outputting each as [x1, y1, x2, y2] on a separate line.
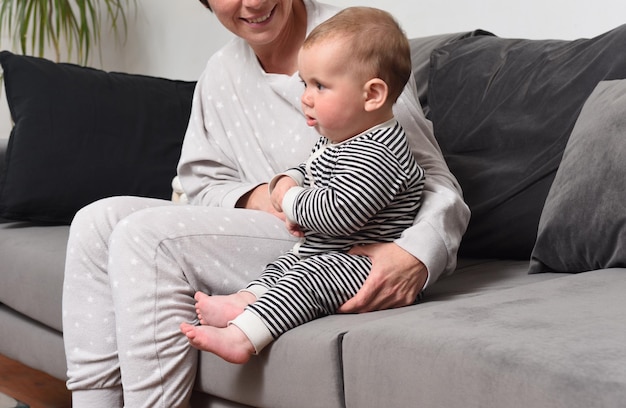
[72, 196, 171, 236]
[106, 202, 192, 264]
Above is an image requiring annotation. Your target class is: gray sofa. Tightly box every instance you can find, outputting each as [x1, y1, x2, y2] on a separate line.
[2, 26, 626, 408]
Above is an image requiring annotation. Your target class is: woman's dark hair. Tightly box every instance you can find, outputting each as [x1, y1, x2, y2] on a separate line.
[199, 0, 211, 10]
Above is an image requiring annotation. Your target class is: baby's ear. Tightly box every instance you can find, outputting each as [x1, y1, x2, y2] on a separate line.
[363, 78, 389, 112]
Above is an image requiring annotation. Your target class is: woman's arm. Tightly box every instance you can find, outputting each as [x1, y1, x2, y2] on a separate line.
[177, 68, 262, 208]
[392, 78, 470, 288]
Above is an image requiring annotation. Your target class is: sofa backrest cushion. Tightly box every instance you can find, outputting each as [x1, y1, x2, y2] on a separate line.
[0, 52, 196, 224]
[408, 29, 494, 116]
[427, 24, 626, 259]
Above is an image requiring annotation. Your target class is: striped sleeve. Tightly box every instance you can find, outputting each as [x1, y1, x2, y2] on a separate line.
[291, 125, 420, 237]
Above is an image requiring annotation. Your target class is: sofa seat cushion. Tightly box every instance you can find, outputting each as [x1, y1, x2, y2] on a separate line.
[195, 259, 561, 408]
[425, 258, 563, 301]
[194, 310, 405, 408]
[0, 222, 69, 331]
[342, 269, 626, 408]
[0, 304, 67, 380]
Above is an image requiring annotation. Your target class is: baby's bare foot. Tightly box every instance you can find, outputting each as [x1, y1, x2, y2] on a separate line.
[180, 322, 254, 364]
[194, 291, 255, 327]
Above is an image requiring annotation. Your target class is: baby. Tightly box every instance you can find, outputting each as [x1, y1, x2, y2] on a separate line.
[181, 6, 425, 364]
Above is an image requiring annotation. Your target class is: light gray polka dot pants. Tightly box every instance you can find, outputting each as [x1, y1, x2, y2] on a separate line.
[62, 196, 296, 408]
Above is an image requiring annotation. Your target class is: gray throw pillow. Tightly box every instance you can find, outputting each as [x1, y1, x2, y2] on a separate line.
[529, 80, 626, 273]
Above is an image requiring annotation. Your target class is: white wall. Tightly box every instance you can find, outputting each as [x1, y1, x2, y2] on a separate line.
[116, 0, 626, 79]
[333, 0, 625, 42]
[103, 0, 233, 80]
[2, 0, 626, 139]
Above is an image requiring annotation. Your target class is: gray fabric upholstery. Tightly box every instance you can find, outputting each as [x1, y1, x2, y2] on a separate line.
[426, 258, 563, 301]
[0, 304, 67, 380]
[0, 222, 69, 331]
[409, 30, 494, 114]
[194, 260, 564, 408]
[195, 313, 369, 407]
[0, 232, 572, 408]
[2, 230, 625, 407]
[342, 269, 626, 408]
[427, 24, 626, 259]
[530, 80, 626, 273]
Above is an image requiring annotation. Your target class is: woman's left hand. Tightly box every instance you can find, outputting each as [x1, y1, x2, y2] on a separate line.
[337, 242, 427, 313]
[237, 184, 286, 221]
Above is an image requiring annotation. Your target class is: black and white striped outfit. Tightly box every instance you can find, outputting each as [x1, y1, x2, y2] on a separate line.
[230, 119, 425, 352]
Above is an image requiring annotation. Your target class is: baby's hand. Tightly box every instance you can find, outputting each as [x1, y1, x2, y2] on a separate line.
[270, 176, 298, 212]
[270, 175, 303, 236]
[286, 219, 305, 238]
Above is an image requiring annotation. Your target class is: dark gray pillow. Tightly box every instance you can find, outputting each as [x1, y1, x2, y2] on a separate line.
[427, 24, 626, 259]
[408, 29, 494, 114]
[0, 51, 196, 224]
[529, 80, 626, 273]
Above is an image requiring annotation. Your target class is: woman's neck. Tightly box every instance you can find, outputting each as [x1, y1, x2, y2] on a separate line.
[253, 0, 307, 75]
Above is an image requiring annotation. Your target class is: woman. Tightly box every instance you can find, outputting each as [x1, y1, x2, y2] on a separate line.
[62, 0, 470, 407]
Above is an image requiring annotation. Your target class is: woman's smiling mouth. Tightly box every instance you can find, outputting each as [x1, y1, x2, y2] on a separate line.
[243, 6, 275, 24]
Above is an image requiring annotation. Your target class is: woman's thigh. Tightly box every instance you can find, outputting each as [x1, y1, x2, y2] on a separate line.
[105, 201, 297, 406]
[108, 204, 297, 294]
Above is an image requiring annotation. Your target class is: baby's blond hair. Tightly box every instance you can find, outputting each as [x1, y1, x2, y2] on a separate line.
[303, 7, 411, 104]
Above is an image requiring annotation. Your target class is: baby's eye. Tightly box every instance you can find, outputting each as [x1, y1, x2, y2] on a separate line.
[316, 82, 325, 90]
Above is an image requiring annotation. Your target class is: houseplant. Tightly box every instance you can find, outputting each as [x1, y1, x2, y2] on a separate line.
[0, 0, 133, 65]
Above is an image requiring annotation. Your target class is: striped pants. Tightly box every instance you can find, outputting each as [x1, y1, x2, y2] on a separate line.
[232, 251, 371, 352]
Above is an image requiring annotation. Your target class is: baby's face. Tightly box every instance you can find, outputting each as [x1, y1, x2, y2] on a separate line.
[298, 40, 369, 143]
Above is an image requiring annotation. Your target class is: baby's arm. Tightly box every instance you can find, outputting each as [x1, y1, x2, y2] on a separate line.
[270, 176, 297, 212]
[287, 141, 410, 236]
[270, 174, 305, 237]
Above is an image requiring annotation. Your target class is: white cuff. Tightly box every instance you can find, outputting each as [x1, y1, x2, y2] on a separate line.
[268, 170, 304, 193]
[229, 310, 274, 354]
[282, 186, 305, 224]
[239, 284, 268, 300]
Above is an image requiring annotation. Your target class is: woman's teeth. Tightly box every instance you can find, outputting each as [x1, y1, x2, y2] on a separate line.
[248, 11, 271, 23]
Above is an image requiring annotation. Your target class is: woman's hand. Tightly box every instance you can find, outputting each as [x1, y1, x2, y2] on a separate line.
[236, 184, 285, 220]
[337, 242, 427, 313]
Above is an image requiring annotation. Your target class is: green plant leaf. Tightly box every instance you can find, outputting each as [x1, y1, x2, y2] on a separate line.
[0, 0, 133, 65]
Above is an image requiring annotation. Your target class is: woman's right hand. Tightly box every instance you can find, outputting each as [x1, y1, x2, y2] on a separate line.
[236, 184, 286, 221]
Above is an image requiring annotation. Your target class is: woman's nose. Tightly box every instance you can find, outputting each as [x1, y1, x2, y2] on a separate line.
[242, 0, 265, 10]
